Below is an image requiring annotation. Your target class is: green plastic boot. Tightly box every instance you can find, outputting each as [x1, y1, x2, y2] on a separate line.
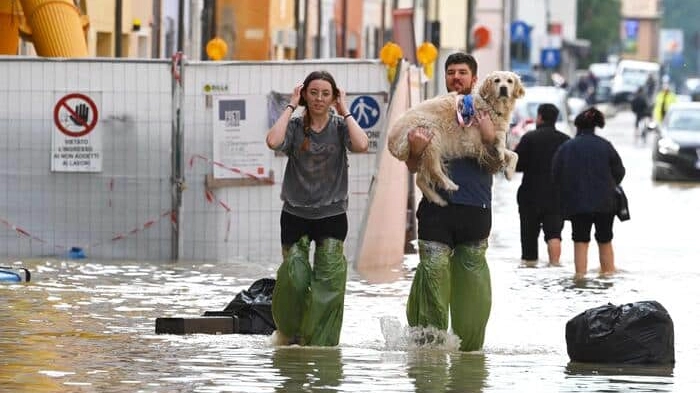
[300, 238, 347, 346]
[272, 236, 311, 344]
[406, 240, 452, 330]
[450, 241, 492, 352]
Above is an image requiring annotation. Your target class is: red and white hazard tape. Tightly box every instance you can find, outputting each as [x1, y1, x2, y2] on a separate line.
[189, 154, 274, 184]
[2, 153, 273, 253]
[90, 210, 174, 248]
[1, 210, 174, 254]
[0, 217, 48, 244]
[205, 189, 232, 242]
[171, 52, 184, 85]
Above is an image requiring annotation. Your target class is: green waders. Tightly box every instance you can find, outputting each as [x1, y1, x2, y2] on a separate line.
[406, 240, 452, 330]
[272, 236, 311, 343]
[450, 241, 492, 352]
[301, 238, 347, 346]
[272, 236, 347, 346]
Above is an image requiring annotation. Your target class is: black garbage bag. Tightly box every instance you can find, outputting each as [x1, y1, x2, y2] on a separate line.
[565, 300, 674, 364]
[205, 278, 276, 335]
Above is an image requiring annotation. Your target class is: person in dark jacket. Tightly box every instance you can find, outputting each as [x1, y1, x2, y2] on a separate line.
[514, 103, 570, 267]
[552, 107, 625, 280]
[630, 87, 650, 133]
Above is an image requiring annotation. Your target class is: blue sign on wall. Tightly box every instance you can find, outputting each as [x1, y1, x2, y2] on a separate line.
[510, 20, 531, 44]
[350, 96, 381, 129]
[540, 48, 561, 69]
[624, 19, 640, 39]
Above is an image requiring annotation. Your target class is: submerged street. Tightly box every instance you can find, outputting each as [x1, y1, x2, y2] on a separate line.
[2, 109, 700, 392]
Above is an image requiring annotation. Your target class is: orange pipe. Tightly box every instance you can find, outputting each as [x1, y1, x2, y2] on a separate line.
[19, 0, 88, 57]
[0, 1, 22, 54]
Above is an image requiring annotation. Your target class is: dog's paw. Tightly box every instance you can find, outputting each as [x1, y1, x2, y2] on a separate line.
[434, 197, 449, 207]
[441, 179, 459, 192]
[504, 165, 516, 181]
[503, 160, 517, 180]
[503, 151, 518, 180]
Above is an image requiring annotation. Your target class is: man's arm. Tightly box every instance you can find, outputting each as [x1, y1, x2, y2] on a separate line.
[405, 128, 433, 173]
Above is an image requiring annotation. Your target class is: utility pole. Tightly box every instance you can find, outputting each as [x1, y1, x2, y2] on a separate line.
[295, 0, 303, 59]
[177, 0, 185, 52]
[190, 0, 201, 60]
[466, 0, 475, 52]
[544, 0, 551, 85]
[503, 0, 512, 70]
[152, 0, 161, 58]
[115, 0, 122, 57]
[341, 0, 347, 57]
[315, 0, 322, 58]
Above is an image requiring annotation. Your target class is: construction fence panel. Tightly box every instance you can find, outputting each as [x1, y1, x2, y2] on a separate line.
[0, 57, 173, 260]
[0, 57, 390, 263]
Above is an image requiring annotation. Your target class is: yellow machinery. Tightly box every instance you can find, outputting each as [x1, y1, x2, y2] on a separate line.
[0, 0, 89, 57]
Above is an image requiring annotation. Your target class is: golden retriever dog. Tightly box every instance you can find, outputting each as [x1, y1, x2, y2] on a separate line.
[388, 70, 525, 206]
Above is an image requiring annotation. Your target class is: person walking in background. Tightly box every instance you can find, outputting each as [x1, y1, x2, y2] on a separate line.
[645, 73, 656, 101]
[514, 103, 570, 268]
[653, 81, 677, 123]
[631, 87, 650, 136]
[585, 71, 598, 105]
[265, 70, 369, 346]
[552, 107, 625, 280]
[631, 87, 650, 126]
[402, 52, 500, 351]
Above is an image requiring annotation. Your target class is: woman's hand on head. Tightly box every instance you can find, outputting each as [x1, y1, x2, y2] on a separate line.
[336, 88, 349, 116]
[290, 83, 303, 107]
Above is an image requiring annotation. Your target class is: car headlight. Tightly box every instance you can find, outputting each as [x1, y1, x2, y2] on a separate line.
[657, 137, 680, 155]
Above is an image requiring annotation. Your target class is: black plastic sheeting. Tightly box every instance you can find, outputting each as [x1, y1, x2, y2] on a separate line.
[204, 278, 276, 335]
[566, 300, 674, 364]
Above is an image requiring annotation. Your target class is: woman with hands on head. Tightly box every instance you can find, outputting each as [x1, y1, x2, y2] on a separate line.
[265, 70, 368, 346]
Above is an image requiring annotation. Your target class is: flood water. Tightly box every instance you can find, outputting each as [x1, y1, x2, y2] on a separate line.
[2, 110, 699, 392]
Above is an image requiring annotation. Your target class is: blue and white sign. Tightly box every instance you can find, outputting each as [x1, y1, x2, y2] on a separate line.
[350, 95, 381, 129]
[510, 20, 531, 43]
[346, 94, 385, 153]
[540, 48, 561, 69]
[624, 19, 640, 39]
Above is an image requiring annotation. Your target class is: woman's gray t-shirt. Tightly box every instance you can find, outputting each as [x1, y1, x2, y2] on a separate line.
[274, 115, 352, 219]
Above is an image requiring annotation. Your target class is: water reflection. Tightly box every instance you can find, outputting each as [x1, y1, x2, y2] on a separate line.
[406, 351, 488, 393]
[272, 347, 343, 393]
[565, 361, 675, 378]
[565, 362, 675, 392]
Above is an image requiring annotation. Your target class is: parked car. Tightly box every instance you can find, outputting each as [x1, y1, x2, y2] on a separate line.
[651, 102, 700, 181]
[610, 60, 660, 104]
[682, 77, 700, 102]
[507, 86, 572, 150]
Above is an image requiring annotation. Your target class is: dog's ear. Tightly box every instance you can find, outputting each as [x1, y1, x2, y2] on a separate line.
[512, 74, 526, 99]
[479, 75, 494, 99]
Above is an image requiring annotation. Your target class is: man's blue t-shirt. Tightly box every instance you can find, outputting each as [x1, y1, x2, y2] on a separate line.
[437, 157, 492, 208]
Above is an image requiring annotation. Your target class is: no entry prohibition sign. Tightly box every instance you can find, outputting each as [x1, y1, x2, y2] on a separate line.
[54, 93, 99, 137]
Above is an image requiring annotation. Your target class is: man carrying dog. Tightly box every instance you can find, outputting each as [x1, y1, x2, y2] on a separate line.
[514, 103, 570, 268]
[403, 52, 499, 351]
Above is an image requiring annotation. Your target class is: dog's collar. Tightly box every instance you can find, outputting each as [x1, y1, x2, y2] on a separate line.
[456, 94, 476, 127]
